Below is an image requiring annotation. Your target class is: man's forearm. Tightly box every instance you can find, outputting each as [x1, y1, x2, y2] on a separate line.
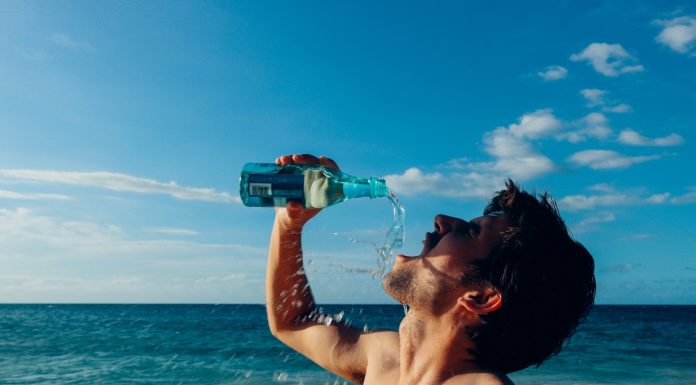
[266, 217, 317, 335]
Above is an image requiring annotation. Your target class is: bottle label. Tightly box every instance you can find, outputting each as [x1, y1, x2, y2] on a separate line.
[246, 173, 304, 198]
[248, 183, 272, 197]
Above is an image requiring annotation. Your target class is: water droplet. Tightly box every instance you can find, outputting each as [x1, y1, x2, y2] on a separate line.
[274, 371, 288, 382]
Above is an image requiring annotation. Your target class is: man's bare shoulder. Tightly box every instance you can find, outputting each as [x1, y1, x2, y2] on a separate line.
[360, 330, 399, 354]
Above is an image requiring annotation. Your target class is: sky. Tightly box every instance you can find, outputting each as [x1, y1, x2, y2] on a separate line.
[0, 0, 695, 304]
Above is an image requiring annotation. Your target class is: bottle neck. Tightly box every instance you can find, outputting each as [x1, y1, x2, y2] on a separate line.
[343, 177, 389, 199]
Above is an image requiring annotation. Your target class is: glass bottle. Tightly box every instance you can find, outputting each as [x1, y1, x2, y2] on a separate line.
[240, 163, 389, 208]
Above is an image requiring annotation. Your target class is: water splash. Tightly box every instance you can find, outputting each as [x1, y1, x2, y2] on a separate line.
[376, 191, 405, 278]
[330, 190, 405, 278]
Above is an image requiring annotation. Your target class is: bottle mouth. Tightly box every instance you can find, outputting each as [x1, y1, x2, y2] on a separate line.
[369, 177, 389, 198]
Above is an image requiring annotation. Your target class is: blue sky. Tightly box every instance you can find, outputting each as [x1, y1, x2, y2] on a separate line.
[1, 0, 694, 304]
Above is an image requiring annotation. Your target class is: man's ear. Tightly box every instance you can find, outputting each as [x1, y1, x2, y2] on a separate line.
[457, 286, 502, 315]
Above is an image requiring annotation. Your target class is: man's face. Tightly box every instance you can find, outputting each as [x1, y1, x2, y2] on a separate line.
[382, 213, 511, 310]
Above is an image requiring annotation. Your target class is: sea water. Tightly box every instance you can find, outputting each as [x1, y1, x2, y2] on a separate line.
[2, 305, 695, 384]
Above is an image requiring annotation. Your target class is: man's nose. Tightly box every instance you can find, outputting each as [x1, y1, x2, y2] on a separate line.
[434, 214, 460, 234]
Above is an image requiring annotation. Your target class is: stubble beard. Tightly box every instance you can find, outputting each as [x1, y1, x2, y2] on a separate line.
[382, 263, 442, 308]
[382, 264, 418, 305]
[383, 261, 466, 314]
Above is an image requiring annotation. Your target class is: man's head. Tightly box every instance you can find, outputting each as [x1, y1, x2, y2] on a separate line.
[382, 180, 596, 374]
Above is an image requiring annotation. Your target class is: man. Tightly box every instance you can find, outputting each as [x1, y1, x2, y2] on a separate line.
[266, 154, 596, 385]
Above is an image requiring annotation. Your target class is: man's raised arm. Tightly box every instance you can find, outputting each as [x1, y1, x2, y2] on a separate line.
[265, 154, 370, 383]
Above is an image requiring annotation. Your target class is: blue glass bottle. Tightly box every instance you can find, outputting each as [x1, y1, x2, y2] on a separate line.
[240, 163, 389, 208]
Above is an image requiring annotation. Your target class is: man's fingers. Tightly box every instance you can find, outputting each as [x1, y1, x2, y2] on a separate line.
[276, 155, 293, 165]
[292, 154, 320, 164]
[319, 156, 339, 170]
[276, 154, 338, 169]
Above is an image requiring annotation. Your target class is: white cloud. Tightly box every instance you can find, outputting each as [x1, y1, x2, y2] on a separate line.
[483, 128, 555, 179]
[386, 110, 559, 198]
[647, 192, 671, 203]
[579, 89, 631, 114]
[559, 112, 612, 143]
[507, 108, 563, 139]
[574, 212, 616, 232]
[383, 167, 503, 199]
[579, 213, 616, 225]
[383, 168, 444, 196]
[669, 187, 696, 204]
[570, 43, 644, 76]
[51, 33, 94, 51]
[560, 193, 640, 210]
[655, 16, 696, 54]
[588, 183, 617, 193]
[0, 169, 240, 203]
[560, 185, 696, 210]
[580, 89, 607, 106]
[568, 149, 660, 169]
[0, 207, 266, 302]
[194, 274, 247, 285]
[602, 263, 641, 273]
[537, 65, 568, 81]
[0, 189, 71, 201]
[581, 112, 612, 140]
[604, 103, 632, 114]
[145, 227, 199, 236]
[618, 129, 685, 146]
[620, 233, 657, 240]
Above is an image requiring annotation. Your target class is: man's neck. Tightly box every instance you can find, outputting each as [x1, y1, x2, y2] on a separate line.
[397, 308, 483, 385]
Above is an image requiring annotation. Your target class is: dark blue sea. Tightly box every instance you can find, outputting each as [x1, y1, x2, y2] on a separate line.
[1, 305, 694, 385]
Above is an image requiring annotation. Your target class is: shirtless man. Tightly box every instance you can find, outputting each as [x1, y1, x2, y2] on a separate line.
[266, 154, 596, 385]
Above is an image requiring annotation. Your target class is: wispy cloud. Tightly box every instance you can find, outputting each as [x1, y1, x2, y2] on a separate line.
[0, 206, 322, 302]
[667, 187, 696, 204]
[559, 112, 613, 143]
[193, 274, 246, 285]
[560, 192, 642, 210]
[51, 33, 94, 51]
[385, 110, 560, 198]
[580, 89, 607, 107]
[145, 227, 199, 237]
[568, 149, 660, 170]
[505, 108, 563, 139]
[618, 129, 685, 146]
[0, 189, 71, 201]
[0, 169, 240, 203]
[654, 16, 696, 55]
[579, 89, 632, 113]
[602, 263, 642, 273]
[570, 43, 644, 76]
[604, 103, 632, 114]
[574, 212, 616, 233]
[620, 233, 657, 241]
[0, 207, 264, 257]
[560, 185, 696, 210]
[537, 65, 568, 81]
[23, 49, 51, 61]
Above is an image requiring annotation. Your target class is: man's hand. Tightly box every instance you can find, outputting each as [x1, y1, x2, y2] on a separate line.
[273, 154, 340, 231]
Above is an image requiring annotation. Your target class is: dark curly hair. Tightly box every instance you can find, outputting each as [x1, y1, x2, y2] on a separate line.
[469, 180, 596, 374]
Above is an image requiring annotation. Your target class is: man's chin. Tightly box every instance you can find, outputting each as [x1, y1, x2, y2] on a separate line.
[381, 267, 415, 304]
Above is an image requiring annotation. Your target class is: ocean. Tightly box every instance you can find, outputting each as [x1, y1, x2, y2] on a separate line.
[1, 304, 694, 385]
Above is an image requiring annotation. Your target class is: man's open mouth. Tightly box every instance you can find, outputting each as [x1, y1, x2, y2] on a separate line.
[419, 232, 440, 257]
